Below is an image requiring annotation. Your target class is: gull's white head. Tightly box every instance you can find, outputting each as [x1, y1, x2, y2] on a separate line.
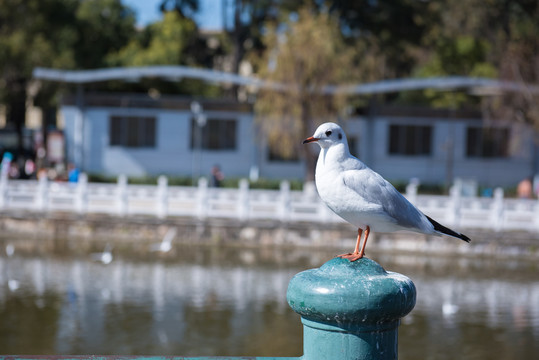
[302, 122, 347, 149]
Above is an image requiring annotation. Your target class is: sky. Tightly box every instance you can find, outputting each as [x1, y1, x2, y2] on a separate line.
[122, 0, 224, 30]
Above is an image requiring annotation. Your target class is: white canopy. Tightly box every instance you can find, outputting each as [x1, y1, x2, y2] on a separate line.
[33, 66, 539, 95]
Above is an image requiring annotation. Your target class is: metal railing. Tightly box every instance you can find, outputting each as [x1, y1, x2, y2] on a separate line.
[1, 174, 538, 232]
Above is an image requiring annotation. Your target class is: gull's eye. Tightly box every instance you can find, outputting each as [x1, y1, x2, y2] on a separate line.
[325, 130, 332, 137]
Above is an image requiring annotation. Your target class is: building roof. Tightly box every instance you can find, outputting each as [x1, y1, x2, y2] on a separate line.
[61, 92, 253, 112]
[34, 66, 539, 96]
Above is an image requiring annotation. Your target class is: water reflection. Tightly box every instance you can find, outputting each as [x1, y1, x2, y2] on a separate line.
[0, 245, 538, 359]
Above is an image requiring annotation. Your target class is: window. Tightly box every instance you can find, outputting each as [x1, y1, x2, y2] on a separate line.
[191, 118, 237, 150]
[110, 116, 156, 147]
[348, 136, 359, 158]
[388, 125, 432, 156]
[466, 127, 509, 158]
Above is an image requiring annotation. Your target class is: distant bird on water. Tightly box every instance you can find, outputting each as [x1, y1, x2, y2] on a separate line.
[150, 227, 177, 253]
[5, 244, 15, 257]
[303, 122, 470, 261]
[91, 243, 113, 265]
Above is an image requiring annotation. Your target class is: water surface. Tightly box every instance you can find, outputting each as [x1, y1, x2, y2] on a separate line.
[0, 244, 537, 359]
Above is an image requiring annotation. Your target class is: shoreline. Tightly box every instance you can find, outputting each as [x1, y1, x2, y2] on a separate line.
[1, 210, 538, 259]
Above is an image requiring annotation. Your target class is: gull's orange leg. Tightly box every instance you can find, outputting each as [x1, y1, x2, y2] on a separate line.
[357, 226, 370, 259]
[337, 227, 369, 262]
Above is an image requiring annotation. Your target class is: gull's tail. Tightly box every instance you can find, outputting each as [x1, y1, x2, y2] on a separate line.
[426, 216, 471, 243]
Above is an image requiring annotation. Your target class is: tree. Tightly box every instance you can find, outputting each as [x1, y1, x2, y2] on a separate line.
[160, 0, 199, 18]
[403, 35, 498, 108]
[213, 0, 307, 98]
[416, 0, 539, 133]
[326, 0, 432, 78]
[0, 0, 79, 156]
[220, 0, 427, 82]
[254, 8, 362, 182]
[107, 11, 197, 66]
[106, 11, 222, 97]
[0, 0, 138, 157]
[74, 0, 137, 69]
[482, 0, 539, 134]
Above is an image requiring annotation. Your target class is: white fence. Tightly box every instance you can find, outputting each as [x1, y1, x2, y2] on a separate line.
[0, 174, 538, 232]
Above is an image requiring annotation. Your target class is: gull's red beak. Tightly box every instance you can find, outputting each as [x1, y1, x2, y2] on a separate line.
[303, 136, 319, 144]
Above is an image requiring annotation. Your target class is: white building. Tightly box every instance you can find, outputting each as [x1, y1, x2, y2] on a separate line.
[349, 106, 537, 187]
[60, 93, 538, 187]
[61, 93, 263, 180]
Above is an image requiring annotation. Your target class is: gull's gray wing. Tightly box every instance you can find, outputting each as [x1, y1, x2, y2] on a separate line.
[341, 167, 426, 230]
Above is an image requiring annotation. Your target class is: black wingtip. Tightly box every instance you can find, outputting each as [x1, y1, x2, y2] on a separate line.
[426, 216, 471, 243]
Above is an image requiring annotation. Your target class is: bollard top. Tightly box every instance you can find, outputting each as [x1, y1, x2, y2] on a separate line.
[287, 257, 416, 329]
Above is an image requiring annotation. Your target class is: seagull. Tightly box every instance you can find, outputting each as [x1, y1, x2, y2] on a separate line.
[5, 244, 15, 257]
[303, 122, 470, 261]
[150, 227, 177, 253]
[91, 244, 113, 265]
[8, 279, 20, 292]
[442, 302, 459, 318]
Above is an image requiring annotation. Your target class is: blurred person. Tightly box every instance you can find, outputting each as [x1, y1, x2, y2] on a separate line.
[1, 152, 13, 178]
[210, 165, 224, 187]
[68, 163, 79, 183]
[47, 167, 58, 180]
[24, 159, 36, 179]
[481, 188, 493, 197]
[8, 162, 20, 179]
[517, 177, 532, 199]
[37, 168, 48, 180]
[55, 163, 67, 181]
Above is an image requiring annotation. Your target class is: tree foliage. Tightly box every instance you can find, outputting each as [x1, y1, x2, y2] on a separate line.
[74, 0, 137, 69]
[107, 11, 196, 67]
[0, 0, 537, 169]
[0, 0, 79, 152]
[254, 8, 362, 180]
[482, 0, 539, 132]
[326, 0, 432, 78]
[403, 35, 498, 108]
[159, 0, 199, 18]
[105, 11, 222, 97]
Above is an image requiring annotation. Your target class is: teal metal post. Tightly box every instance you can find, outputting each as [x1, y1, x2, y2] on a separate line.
[287, 257, 416, 360]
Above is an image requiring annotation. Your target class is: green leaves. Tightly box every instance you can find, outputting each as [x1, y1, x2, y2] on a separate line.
[107, 12, 196, 67]
[255, 8, 360, 173]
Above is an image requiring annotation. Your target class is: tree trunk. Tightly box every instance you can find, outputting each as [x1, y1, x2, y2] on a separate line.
[6, 77, 27, 158]
[228, 0, 245, 98]
[301, 97, 317, 182]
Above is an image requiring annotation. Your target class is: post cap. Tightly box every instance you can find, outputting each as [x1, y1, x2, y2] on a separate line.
[287, 257, 416, 328]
